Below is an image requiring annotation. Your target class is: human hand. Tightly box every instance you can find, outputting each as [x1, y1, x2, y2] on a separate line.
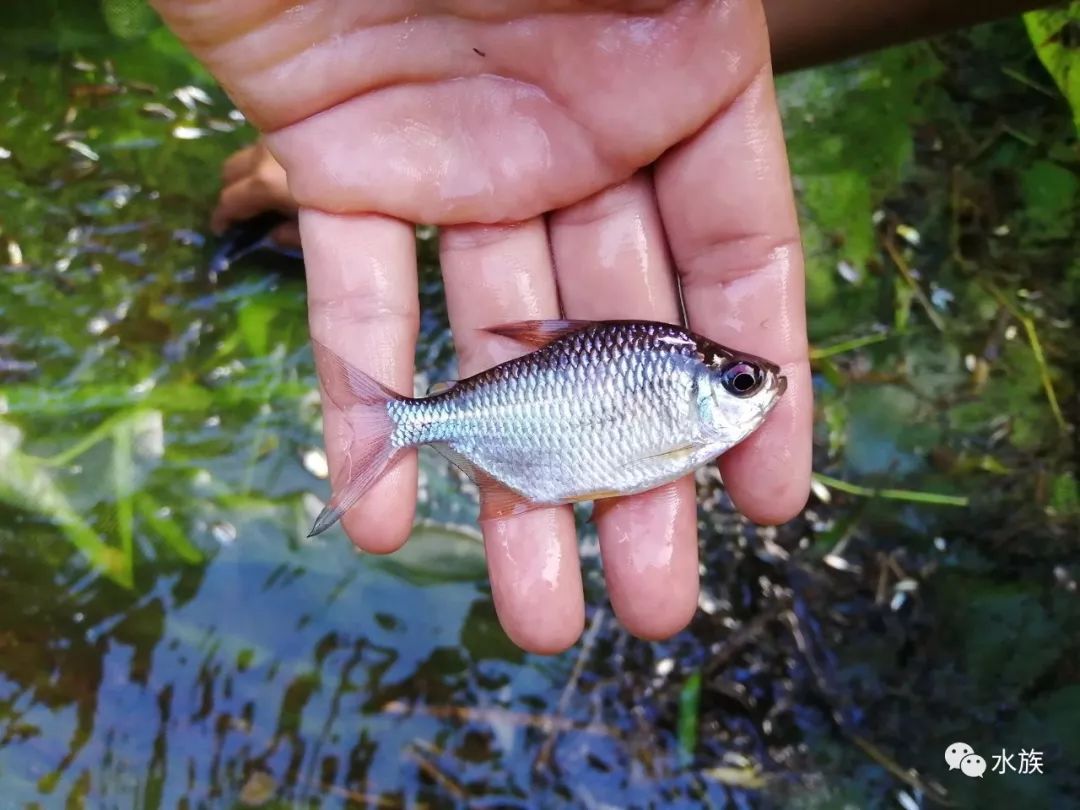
[153, 0, 811, 653]
[211, 140, 300, 248]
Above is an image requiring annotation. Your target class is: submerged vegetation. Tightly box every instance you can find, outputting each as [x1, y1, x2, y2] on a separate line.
[0, 1, 1077, 807]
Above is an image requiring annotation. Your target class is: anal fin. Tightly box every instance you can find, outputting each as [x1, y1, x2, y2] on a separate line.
[476, 474, 539, 521]
[431, 443, 540, 521]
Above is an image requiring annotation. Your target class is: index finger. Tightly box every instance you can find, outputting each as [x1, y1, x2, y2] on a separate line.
[655, 65, 812, 524]
[302, 209, 419, 552]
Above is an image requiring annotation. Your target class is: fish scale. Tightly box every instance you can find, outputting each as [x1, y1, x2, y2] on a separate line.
[307, 319, 785, 536]
[394, 324, 734, 501]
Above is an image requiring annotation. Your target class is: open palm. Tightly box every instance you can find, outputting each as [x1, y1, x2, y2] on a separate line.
[153, 0, 811, 652]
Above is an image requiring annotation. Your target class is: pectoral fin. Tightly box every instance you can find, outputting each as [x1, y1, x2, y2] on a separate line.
[643, 444, 697, 464]
[565, 488, 624, 504]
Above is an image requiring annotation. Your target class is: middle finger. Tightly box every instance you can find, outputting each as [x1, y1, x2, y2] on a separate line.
[439, 219, 585, 654]
[548, 172, 700, 640]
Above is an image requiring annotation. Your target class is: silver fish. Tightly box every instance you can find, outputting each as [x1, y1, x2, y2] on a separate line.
[308, 319, 786, 536]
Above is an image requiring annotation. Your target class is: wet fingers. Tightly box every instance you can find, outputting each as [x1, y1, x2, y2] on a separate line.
[549, 173, 700, 639]
[303, 210, 419, 553]
[440, 219, 584, 653]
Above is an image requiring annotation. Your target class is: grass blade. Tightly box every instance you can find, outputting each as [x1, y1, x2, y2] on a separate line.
[678, 670, 702, 767]
[813, 473, 969, 507]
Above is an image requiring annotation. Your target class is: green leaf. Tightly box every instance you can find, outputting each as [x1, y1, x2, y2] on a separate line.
[780, 44, 942, 181]
[778, 44, 942, 342]
[366, 521, 486, 587]
[802, 171, 874, 269]
[112, 415, 136, 565]
[1020, 160, 1080, 240]
[0, 0, 112, 53]
[460, 599, 525, 664]
[677, 670, 702, 767]
[1049, 472, 1079, 516]
[100, 0, 160, 40]
[962, 588, 1061, 692]
[238, 295, 278, 357]
[0, 423, 132, 586]
[1025, 4, 1080, 131]
[136, 494, 203, 563]
[1032, 685, 1080, 759]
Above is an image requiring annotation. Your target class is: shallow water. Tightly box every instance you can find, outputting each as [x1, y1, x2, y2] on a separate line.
[1, 5, 1077, 809]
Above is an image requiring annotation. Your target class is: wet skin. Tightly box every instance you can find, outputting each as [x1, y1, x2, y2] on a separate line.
[154, 0, 812, 652]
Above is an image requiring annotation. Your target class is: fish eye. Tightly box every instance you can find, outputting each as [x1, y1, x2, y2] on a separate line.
[720, 361, 764, 398]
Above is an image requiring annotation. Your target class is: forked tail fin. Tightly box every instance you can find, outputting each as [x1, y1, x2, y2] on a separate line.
[307, 339, 407, 537]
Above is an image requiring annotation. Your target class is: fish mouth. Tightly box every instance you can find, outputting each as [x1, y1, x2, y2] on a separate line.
[774, 375, 788, 396]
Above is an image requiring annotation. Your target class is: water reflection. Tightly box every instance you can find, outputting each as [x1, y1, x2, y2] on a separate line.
[1, 43, 715, 806]
[0, 513, 495, 804]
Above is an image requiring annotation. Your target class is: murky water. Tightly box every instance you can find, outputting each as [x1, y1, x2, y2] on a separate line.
[0, 26, 723, 807]
[1, 6, 1077, 809]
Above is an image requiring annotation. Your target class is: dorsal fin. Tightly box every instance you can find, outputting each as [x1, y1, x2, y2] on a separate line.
[481, 319, 594, 350]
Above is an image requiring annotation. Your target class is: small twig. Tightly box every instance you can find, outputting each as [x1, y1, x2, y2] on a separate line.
[851, 735, 955, 807]
[784, 611, 954, 806]
[948, 165, 974, 268]
[982, 282, 1067, 435]
[882, 238, 947, 332]
[699, 764, 767, 790]
[380, 700, 619, 737]
[704, 604, 787, 678]
[885, 554, 909, 582]
[874, 553, 891, 606]
[534, 607, 606, 772]
[812, 473, 968, 507]
[1000, 123, 1039, 147]
[809, 331, 890, 361]
[320, 782, 422, 808]
[999, 66, 1059, 98]
[407, 743, 469, 802]
[967, 123, 1005, 163]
